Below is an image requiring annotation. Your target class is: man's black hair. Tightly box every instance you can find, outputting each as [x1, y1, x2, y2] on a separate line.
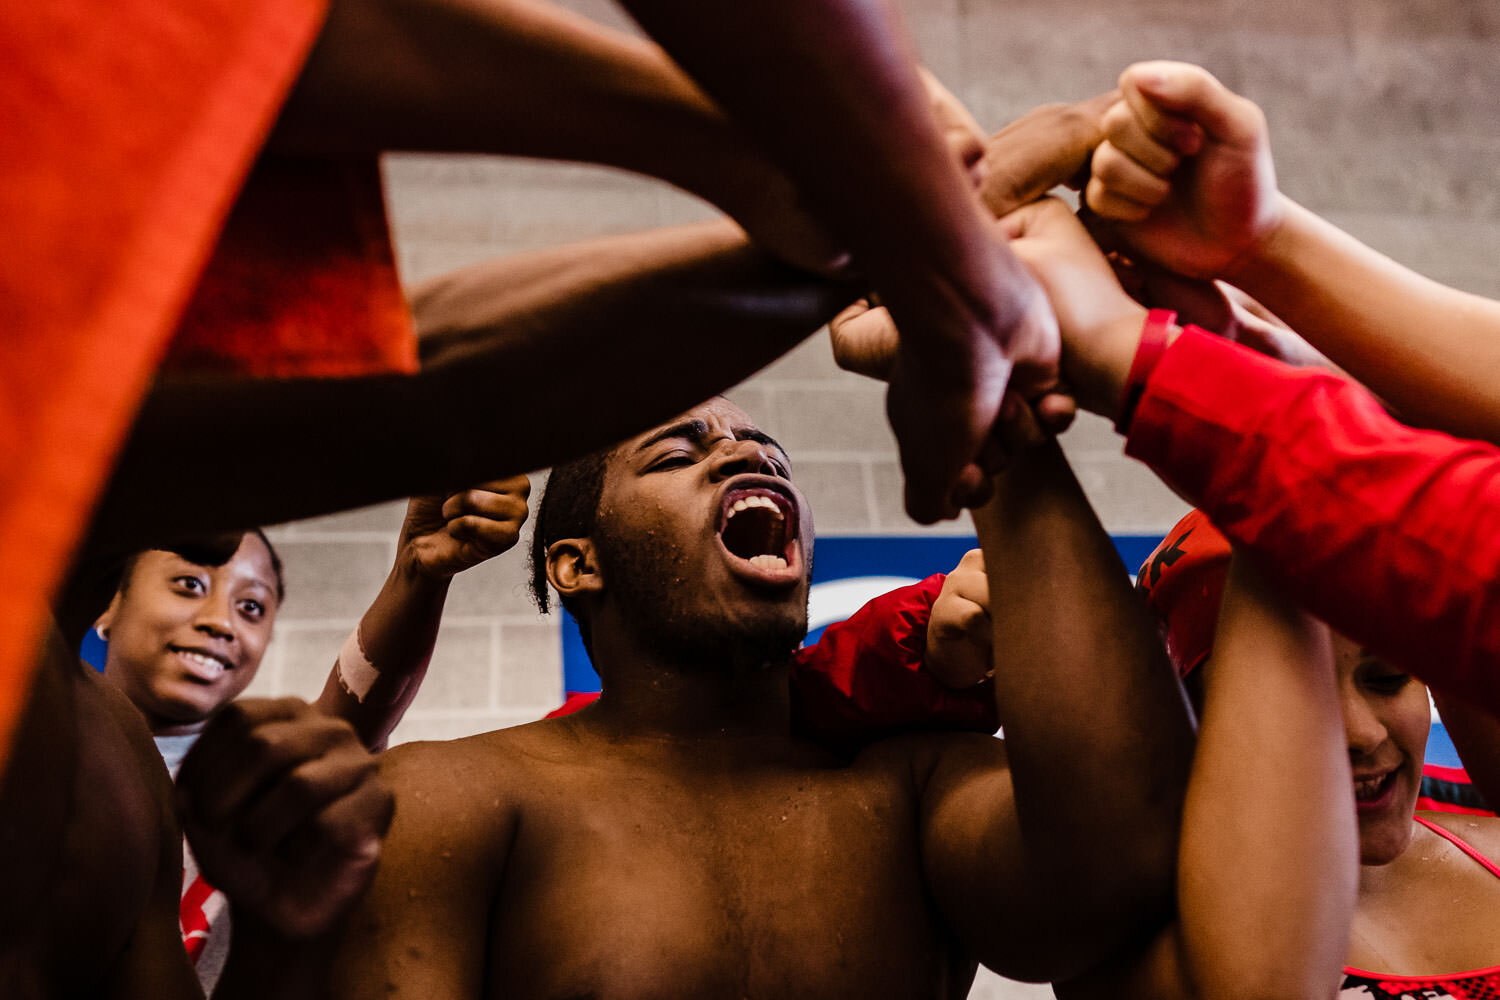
[529, 449, 612, 661]
[121, 528, 286, 602]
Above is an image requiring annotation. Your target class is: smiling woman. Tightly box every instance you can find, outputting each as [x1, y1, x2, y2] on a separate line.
[95, 531, 283, 740]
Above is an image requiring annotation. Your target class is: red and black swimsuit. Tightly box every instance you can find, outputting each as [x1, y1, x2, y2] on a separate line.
[1339, 817, 1500, 999]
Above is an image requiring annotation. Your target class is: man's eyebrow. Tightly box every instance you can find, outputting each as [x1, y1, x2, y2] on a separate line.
[635, 419, 709, 453]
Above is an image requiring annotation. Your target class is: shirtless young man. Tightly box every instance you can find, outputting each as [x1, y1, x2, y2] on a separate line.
[310, 396, 1194, 998]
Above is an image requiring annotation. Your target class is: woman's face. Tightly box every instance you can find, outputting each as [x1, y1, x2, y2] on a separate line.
[98, 534, 279, 734]
[1332, 634, 1430, 866]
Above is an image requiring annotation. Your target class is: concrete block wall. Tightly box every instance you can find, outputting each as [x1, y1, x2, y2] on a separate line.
[243, 2, 1500, 995]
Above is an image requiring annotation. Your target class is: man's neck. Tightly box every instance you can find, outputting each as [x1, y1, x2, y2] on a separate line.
[587, 632, 795, 746]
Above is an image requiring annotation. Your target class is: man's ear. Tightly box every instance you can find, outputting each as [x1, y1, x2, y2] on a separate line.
[546, 538, 605, 600]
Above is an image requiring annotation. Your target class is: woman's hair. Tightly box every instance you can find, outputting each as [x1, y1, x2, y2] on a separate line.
[120, 528, 286, 602]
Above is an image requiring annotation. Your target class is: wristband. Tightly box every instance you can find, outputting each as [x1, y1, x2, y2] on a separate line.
[1114, 309, 1177, 435]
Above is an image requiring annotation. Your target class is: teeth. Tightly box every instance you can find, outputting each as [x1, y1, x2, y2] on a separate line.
[1354, 773, 1388, 801]
[180, 651, 226, 674]
[748, 554, 788, 571]
[728, 495, 784, 519]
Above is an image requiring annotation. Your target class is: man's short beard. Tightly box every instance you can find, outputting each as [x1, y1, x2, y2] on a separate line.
[593, 527, 805, 671]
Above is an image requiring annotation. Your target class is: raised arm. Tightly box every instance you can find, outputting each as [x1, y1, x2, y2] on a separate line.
[314, 477, 529, 750]
[1088, 60, 1500, 445]
[916, 434, 1194, 983]
[613, 0, 1059, 524]
[1007, 194, 1500, 719]
[1057, 556, 1355, 1000]
[271, 0, 839, 272]
[83, 220, 857, 555]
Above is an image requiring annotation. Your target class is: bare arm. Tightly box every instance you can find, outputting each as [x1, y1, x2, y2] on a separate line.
[1057, 557, 1355, 1000]
[918, 437, 1194, 983]
[615, 0, 1060, 523]
[1227, 199, 1500, 443]
[82, 220, 857, 555]
[314, 478, 529, 750]
[1089, 60, 1500, 444]
[271, 0, 838, 271]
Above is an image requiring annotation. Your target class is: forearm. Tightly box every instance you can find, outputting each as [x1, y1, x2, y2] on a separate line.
[84, 222, 856, 550]
[617, 0, 1033, 344]
[314, 549, 449, 751]
[1228, 196, 1500, 444]
[971, 440, 1193, 968]
[272, 0, 766, 212]
[1177, 557, 1353, 999]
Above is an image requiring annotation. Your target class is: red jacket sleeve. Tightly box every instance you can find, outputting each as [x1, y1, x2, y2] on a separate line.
[788, 574, 998, 753]
[1126, 328, 1500, 714]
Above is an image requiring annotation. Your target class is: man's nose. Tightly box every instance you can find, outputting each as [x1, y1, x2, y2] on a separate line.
[709, 439, 782, 479]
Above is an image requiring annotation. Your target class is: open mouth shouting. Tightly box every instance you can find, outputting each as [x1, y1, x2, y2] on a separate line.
[716, 481, 803, 587]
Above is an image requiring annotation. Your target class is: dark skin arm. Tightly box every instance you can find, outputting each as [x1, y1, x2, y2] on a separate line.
[1056, 557, 1355, 1000]
[270, 0, 839, 273]
[614, 0, 1060, 523]
[918, 435, 1194, 983]
[81, 220, 857, 558]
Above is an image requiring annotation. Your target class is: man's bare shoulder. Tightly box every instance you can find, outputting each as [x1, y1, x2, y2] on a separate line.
[853, 729, 1009, 791]
[381, 717, 587, 806]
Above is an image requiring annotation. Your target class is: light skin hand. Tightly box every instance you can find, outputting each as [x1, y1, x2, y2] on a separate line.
[926, 548, 993, 690]
[176, 698, 395, 940]
[401, 475, 531, 580]
[1087, 61, 1283, 281]
[1002, 198, 1151, 419]
[1099, 249, 1339, 372]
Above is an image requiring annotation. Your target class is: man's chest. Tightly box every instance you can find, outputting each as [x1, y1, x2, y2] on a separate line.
[486, 766, 962, 999]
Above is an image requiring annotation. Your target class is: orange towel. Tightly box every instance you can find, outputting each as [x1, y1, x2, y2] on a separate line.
[0, 0, 412, 768]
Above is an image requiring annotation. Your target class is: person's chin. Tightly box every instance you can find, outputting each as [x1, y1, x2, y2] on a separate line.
[153, 680, 230, 724]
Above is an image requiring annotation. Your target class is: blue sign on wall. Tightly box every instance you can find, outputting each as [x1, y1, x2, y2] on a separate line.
[560, 534, 1163, 695]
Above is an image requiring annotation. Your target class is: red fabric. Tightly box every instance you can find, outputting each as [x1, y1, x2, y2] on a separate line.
[1116, 308, 1176, 434]
[1126, 328, 1500, 716]
[164, 155, 416, 378]
[788, 574, 997, 751]
[179, 875, 217, 961]
[0, 0, 330, 765]
[547, 575, 998, 749]
[1420, 761, 1494, 817]
[1135, 509, 1231, 678]
[547, 690, 602, 719]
